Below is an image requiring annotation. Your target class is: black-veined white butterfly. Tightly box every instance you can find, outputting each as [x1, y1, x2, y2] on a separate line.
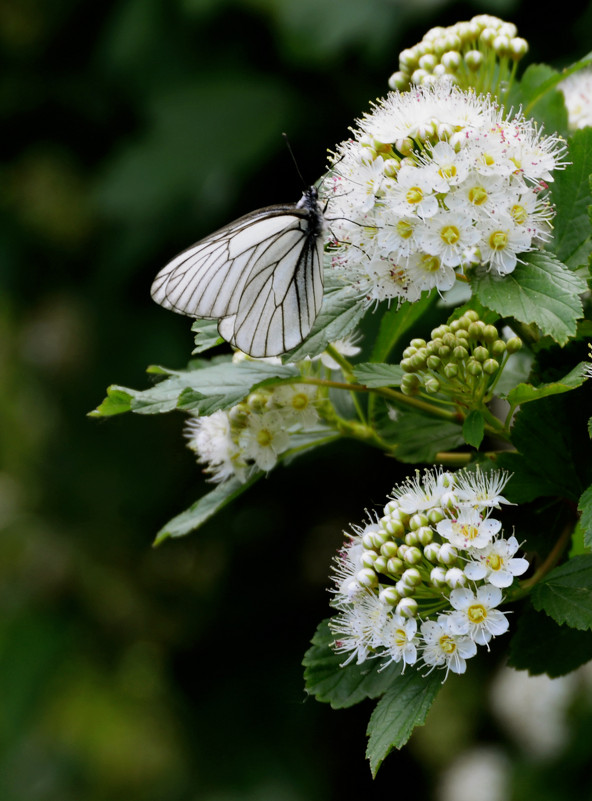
[151, 186, 326, 358]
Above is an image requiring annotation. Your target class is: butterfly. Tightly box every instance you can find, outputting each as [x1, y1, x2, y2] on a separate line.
[151, 186, 326, 358]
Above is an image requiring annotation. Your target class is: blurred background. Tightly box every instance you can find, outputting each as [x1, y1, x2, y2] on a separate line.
[3, 0, 592, 799]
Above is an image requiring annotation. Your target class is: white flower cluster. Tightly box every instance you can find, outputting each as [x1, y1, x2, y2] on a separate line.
[329, 467, 529, 679]
[559, 67, 592, 131]
[323, 83, 566, 306]
[185, 375, 321, 482]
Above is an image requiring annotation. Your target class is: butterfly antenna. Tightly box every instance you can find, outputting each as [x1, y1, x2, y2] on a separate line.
[282, 132, 308, 188]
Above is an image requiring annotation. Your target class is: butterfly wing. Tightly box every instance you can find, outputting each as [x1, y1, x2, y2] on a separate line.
[151, 194, 325, 357]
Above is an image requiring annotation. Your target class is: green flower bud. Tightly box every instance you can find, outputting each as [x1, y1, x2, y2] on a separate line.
[362, 550, 378, 568]
[425, 377, 441, 393]
[445, 567, 467, 588]
[402, 345, 417, 359]
[384, 499, 399, 514]
[490, 339, 506, 358]
[438, 543, 458, 565]
[463, 310, 480, 323]
[387, 556, 404, 576]
[398, 47, 419, 71]
[468, 320, 486, 339]
[362, 531, 377, 550]
[400, 357, 416, 373]
[430, 566, 448, 586]
[506, 336, 522, 353]
[388, 70, 410, 91]
[442, 332, 457, 349]
[395, 597, 418, 618]
[409, 513, 430, 530]
[356, 568, 378, 588]
[379, 586, 400, 606]
[424, 542, 441, 562]
[426, 354, 441, 370]
[465, 50, 484, 71]
[428, 507, 446, 524]
[383, 159, 400, 179]
[410, 338, 427, 349]
[411, 68, 429, 85]
[373, 555, 388, 573]
[482, 324, 499, 343]
[382, 516, 406, 538]
[443, 363, 459, 379]
[473, 345, 489, 362]
[417, 526, 433, 546]
[405, 530, 418, 546]
[483, 358, 500, 375]
[402, 567, 422, 587]
[410, 351, 428, 370]
[509, 36, 528, 60]
[493, 34, 511, 57]
[452, 345, 469, 361]
[404, 546, 423, 565]
[427, 339, 441, 354]
[419, 53, 437, 72]
[467, 359, 482, 377]
[380, 541, 399, 558]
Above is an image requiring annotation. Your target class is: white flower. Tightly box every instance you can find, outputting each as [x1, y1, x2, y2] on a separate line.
[454, 468, 512, 508]
[559, 68, 592, 130]
[184, 410, 240, 482]
[464, 535, 529, 588]
[421, 210, 481, 267]
[388, 164, 440, 219]
[379, 614, 419, 668]
[330, 591, 388, 665]
[238, 410, 290, 471]
[421, 614, 478, 676]
[389, 468, 455, 515]
[424, 141, 470, 192]
[437, 507, 501, 550]
[272, 383, 319, 428]
[449, 585, 509, 646]
[318, 337, 362, 369]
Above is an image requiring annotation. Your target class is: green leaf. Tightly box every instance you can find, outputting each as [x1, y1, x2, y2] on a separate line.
[473, 251, 586, 346]
[192, 319, 224, 354]
[578, 484, 592, 549]
[153, 473, 263, 544]
[462, 409, 484, 448]
[89, 386, 133, 417]
[508, 602, 592, 677]
[498, 389, 592, 503]
[505, 362, 589, 406]
[282, 275, 366, 362]
[366, 669, 442, 777]
[99, 360, 300, 417]
[531, 555, 592, 631]
[507, 63, 568, 132]
[303, 620, 401, 709]
[549, 127, 592, 269]
[382, 408, 465, 463]
[353, 363, 403, 388]
[370, 291, 436, 363]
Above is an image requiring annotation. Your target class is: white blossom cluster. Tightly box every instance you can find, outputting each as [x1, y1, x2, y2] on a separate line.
[323, 83, 566, 306]
[559, 67, 592, 131]
[329, 467, 529, 679]
[184, 344, 360, 482]
[185, 379, 321, 482]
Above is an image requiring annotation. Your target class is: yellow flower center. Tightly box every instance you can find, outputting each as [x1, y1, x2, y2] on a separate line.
[439, 635, 457, 655]
[292, 393, 308, 411]
[257, 429, 273, 447]
[511, 204, 527, 225]
[419, 254, 441, 274]
[439, 165, 457, 181]
[396, 219, 414, 240]
[457, 522, 480, 541]
[440, 225, 460, 246]
[394, 628, 407, 647]
[487, 554, 502, 571]
[481, 152, 496, 167]
[489, 230, 509, 251]
[406, 186, 424, 205]
[468, 603, 487, 624]
[468, 186, 488, 206]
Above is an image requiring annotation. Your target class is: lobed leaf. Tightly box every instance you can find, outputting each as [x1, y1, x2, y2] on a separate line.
[505, 362, 589, 406]
[473, 251, 585, 346]
[353, 363, 403, 388]
[366, 670, 442, 777]
[462, 409, 485, 448]
[531, 555, 592, 631]
[303, 620, 401, 709]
